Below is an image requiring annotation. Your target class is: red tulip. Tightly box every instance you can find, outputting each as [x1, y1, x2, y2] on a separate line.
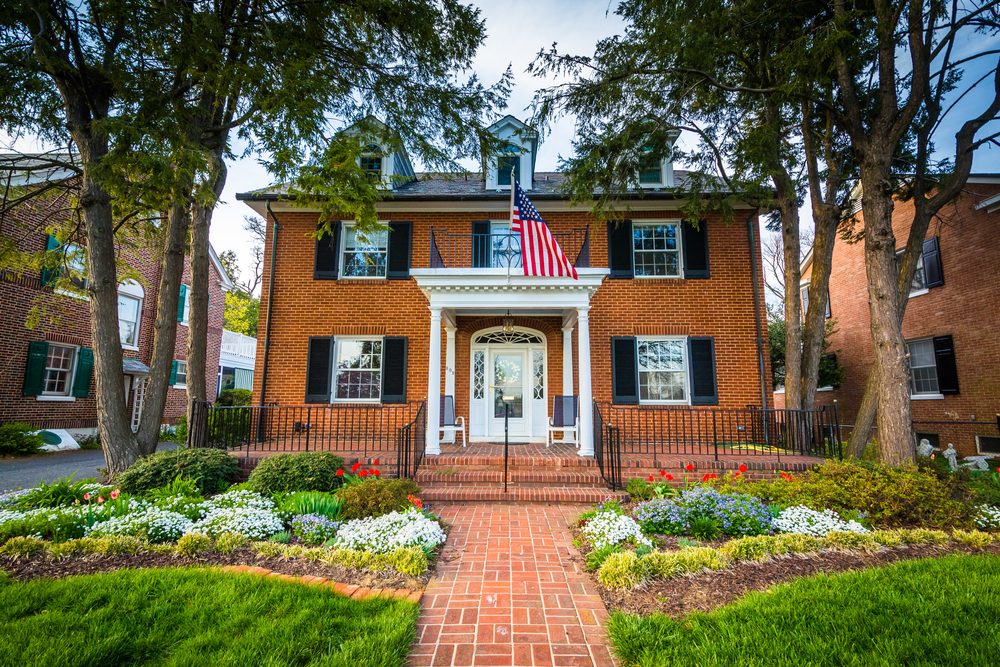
[648, 475, 655, 482]
[664, 474, 674, 481]
[710, 473, 718, 479]
[685, 463, 695, 472]
[359, 470, 368, 478]
[701, 473, 711, 482]
[351, 462, 361, 472]
[336, 469, 344, 476]
[733, 471, 742, 478]
[374, 458, 380, 466]
[373, 469, 381, 477]
[110, 489, 120, 500]
[97, 496, 105, 504]
[659, 469, 666, 476]
[739, 463, 747, 473]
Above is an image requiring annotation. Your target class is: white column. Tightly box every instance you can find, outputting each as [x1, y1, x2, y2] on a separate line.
[442, 321, 457, 443]
[426, 307, 443, 455]
[562, 323, 574, 397]
[576, 306, 594, 456]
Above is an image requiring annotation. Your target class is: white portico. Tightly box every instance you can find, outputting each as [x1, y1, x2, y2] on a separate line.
[412, 268, 607, 456]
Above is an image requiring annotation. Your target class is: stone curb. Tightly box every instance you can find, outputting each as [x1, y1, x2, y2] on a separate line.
[218, 564, 423, 603]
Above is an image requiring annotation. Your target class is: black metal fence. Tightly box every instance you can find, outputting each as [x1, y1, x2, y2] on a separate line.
[188, 400, 427, 479]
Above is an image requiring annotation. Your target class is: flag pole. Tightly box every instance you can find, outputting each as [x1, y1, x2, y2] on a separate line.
[507, 165, 515, 286]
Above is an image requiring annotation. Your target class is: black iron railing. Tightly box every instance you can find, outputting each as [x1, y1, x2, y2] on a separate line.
[188, 400, 427, 478]
[594, 402, 624, 490]
[593, 402, 843, 466]
[429, 227, 590, 269]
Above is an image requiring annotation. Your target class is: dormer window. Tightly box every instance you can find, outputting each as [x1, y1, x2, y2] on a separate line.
[497, 155, 520, 187]
[360, 144, 383, 182]
[638, 153, 663, 185]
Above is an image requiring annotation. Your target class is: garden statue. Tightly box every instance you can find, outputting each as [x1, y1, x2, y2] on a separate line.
[942, 444, 959, 471]
[960, 456, 991, 471]
[916, 439, 935, 458]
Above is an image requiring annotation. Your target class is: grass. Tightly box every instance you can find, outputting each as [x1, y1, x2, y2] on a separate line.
[0, 567, 419, 667]
[608, 554, 1000, 666]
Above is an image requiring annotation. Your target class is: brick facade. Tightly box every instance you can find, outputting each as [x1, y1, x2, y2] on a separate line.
[0, 191, 227, 432]
[250, 205, 771, 422]
[778, 181, 1000, 455]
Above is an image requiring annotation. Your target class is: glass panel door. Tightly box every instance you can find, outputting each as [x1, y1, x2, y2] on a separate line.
[490, 350, 528, 437]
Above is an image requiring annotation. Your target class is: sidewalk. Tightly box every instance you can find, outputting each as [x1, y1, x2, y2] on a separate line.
[409, 504, 616, 667]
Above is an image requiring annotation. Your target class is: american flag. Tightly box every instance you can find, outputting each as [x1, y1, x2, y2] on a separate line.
[510, 180, 578, 279]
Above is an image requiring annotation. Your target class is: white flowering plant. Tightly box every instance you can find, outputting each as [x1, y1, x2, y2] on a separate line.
[201, 490, 275, 512]
[974, 505, 1000, 530]
[87, 508, 192, 543]
[581, 510, 652, 550]
[773, 505, 868, 537]
[189, 506, 285, 540]
[331, 508, 446, 554]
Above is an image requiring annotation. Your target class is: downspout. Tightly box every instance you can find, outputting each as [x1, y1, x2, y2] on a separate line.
[746, 209, 769, 409]
[258, 201, 280, 417]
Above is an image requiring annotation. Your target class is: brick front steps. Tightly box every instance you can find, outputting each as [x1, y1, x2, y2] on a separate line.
[218, 564, 422, 603]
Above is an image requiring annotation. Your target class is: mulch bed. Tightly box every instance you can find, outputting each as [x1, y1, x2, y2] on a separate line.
[0, 547, 430, 591]
[583, 543, 1000, 618]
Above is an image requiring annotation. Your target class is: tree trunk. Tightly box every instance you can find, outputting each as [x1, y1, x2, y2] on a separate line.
[799, 207, 838, 409]
[779, 199, 803, 412]
[186, 150, 228, 424]
[859, 170, 914, 465]
[135, 195, 192, 454]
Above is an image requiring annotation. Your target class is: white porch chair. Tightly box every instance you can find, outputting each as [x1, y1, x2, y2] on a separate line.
[547, 395, 579, 448]
[439, 395, 467, 447]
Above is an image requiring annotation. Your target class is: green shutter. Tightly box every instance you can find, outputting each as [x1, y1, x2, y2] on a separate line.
[177, 285, 187, 322]
[169, 360, 179, 386]
[40, 234, 61, 286]
[22, 341, 48, 396]
[71, 347, 94, 397]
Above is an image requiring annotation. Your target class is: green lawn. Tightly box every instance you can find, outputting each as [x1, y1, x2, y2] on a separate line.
[609, 554, 1000, 666]
[0, 568, 419, 667]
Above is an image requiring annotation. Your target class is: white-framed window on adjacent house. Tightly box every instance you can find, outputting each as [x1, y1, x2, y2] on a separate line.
[637, 337, 688, 403]
[118, 280, 144, 350]
[632, 221, 682, 278]
[333, 337, 383, 401]
[906, 338, 940, 398]
[896, 249, 928, 297]
[42, 343, 78, 397]
[340, 223, 389, 278]
[174, 360, 188, 388]
[179, 284, 191, 325]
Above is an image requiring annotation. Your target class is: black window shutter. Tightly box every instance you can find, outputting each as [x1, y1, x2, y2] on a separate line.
[471, 220, 490, 268]
[682, 220, 710, 278]
[314, 222, 340, 280]
[22, 341, 48, 396]
[386, 222, 412, 279]
[607, 221, 634, 278]
[611, 336, 639, 404]
[305, 336, 335, 403]
[381, 336, 408, 403]
[932, 335, 959, 394]
[922, 236, 944, 288]
[688, 337, 718, 405]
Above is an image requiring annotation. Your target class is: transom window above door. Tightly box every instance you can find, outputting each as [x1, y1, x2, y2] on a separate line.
[633, 221, 681, 277]
[341, 224, 389, 278]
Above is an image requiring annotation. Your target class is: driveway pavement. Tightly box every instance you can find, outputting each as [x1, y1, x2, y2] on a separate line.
[0, 443, 178, 490]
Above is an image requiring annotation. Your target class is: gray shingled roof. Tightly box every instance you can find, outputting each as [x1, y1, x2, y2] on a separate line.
[236, 170, 718, 202]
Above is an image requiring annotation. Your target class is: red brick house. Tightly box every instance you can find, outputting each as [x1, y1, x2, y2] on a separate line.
[0, 158, 233, 437]
[237, 116, 775, 460]
[790, 176, 1000, 457]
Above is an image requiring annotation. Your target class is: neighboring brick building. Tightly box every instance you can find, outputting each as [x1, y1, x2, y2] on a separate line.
[784, 177, 1000, 456]
[0, 159, 233, 436]
[237, 116, 772, 456]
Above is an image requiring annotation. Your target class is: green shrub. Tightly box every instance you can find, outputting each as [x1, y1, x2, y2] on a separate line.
[213, 532, 249, 554]
[277, 491, 344, 520]
[13, 477, 104, 509]
[0, 536, 46, 559]
[721, 535, 780, 562]
[597, 551, 641, 589]
[712, 459, 970, 528]
[823, 531, 881, 553]
[870, 529, 906, 547]
[635, 548, 729, 582]
[337, 478, 421, 519]
[585, 545, 622, 572]
[47, 539, 95, 559]
[88, 535, 145, 556]
[626, 478, 654, 501]
[902, 528, 950, 545]
[770, 533, 823, 554]
[145, 476, 202, 501]
[117, 448, 240, 495]
[951, 529, 993, 548]
[246, 453, 346, 494]
[216, 389, 252, 406]
[252, 541, 286, 559]
[268, 531, 291, 544]
[387, 547, 429, 576]
[0, 422, 43, 456]
[175, 533, 212, 557]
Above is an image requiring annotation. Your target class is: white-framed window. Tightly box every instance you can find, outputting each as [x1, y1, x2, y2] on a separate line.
[633, 221, 682, 278]
[489, 220, 522, 268]
[637, 337, 688, 403]
[799, 281, 831, 320]
[360, 144, 384, 182]
[638, 153, 663, 186]
[340, 223, 389, 279]
[174, 360, 188, 388]
[333, 337, 383, 401]
[180, 285, 191, 325]
[118, 281, 144, 349]
[906, 339, 940, 397]
[896, 249, 928, 297]
[42, 343, 78, 397]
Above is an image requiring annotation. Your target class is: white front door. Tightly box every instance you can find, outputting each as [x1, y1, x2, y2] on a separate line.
[489, 349, 529, 438]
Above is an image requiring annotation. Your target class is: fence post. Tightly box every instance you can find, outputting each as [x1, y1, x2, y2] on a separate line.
[711, 411, 719, 461]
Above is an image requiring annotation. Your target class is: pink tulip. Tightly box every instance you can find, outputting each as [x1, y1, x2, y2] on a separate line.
[83, 493, 91, 501]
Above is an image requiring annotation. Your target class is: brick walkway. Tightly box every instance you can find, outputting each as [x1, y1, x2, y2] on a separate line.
[409, 504, 616, 667]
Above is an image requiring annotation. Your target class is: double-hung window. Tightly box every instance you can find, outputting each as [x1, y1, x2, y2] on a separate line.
[360, 144, 383, 182]
[334, 338, 383, 401]
[175, 360, 188, 388]
[632, 221, 682, 277]
[341, 224, 388, 278]
[43, 344, 78, 397]
[896, 249, 927, 296]
[906, 339, 939, 397]
[638, 154, 662, 185]
[637, 337, 688, 403]
[118, 293, 141, 349]
[497, 155, 520, 187]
